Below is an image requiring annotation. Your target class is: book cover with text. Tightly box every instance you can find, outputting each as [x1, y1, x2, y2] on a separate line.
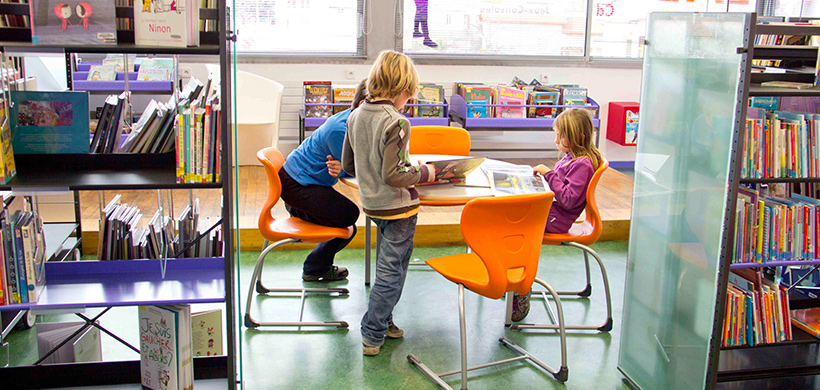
[30, 0, 117, 45]
[134, 0, 198, 47]
[11, 91, 89, 154]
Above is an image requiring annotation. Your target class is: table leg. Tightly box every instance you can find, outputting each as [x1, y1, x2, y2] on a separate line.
[365, 216, 371, 286]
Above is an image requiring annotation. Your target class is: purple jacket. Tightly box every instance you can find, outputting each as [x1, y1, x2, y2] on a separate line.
[542, 154, 595, 234]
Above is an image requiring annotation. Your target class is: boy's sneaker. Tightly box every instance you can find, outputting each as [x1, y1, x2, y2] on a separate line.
[511, 290, 532, 322]
[302, 265, 349, 282]
[363, 340, 384, 356]
[385, 321, 404, 339]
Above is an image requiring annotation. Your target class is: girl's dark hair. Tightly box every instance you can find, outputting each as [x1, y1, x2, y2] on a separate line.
[351, 79, 367, 110]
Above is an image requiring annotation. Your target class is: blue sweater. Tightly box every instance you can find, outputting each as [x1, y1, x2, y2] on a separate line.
[283, 108, 351, 187]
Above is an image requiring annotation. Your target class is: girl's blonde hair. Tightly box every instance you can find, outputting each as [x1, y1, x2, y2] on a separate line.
[367, 50, 419, 99]
[554, 108, 602, 170]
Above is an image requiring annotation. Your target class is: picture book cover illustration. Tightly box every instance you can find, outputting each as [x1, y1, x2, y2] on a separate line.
[414, 84, 444, 118]
[138, 58, 175, 81]
[426, 157, 486, 181]
[332, 84, 356, 114]
[192, 309, 222, 357]
[30, 0, 117, 45]
[304, 81, 332, 118]
[625, 109, 639, 145]
[0, 99, 16, 185]
[462, 86, 492, 118]
[10, 91, 89, 154]
[139, 305, 193, 390]
[489, 171, 550, 196]
[495, 86, 526, 118]
[134, 0, 198, 47]
[86, 65, 116, 81]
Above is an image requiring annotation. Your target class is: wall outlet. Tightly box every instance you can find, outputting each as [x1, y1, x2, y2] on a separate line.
[345, 69, 355, 80]
[539, 73, 550, 84]
[180, 67, 192, 78]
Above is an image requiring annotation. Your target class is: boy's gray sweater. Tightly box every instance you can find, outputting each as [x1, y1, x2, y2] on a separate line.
[342, 100, 432, 218]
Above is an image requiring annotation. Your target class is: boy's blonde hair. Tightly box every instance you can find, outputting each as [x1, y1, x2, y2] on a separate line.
[554, 108, 602, 170]
[367, 50, 419, 99]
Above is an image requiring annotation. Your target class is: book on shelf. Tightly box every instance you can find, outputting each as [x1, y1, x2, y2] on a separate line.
[332, 84, 356, 115]
[139, 304, 193, 390]
[10, 90, 90, 154]
[30, 0, 117, 45]
[462, 85, 492, 118]
[560, 87, 588, 109]
[134, 0, 200, 47]
[102, 54, 137, 73]
[723, 270, 793, 346]
[89, 91, 129, 154]
[137, 58, 175, 81]
[528, 90, 559, 118]
[191, 308, 222, 357]
[495, 86, 526, 119]
[749, 96, 780, 113]
[414, 83, 444, 118]
[760, 81, 816, 89]
[303, 81, 332, 118]
[37, 322, 102, 364]
[0, 97, 16, 184]
[0, 196, 46, 306]
[87, 65, 117, 81]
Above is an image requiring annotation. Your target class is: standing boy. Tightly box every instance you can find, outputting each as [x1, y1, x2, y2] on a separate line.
[342, 50, 436, 356]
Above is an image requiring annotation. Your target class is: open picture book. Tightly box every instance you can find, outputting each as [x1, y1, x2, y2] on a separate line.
[480, 161, 551, 196]
[420, 157, 486, 185]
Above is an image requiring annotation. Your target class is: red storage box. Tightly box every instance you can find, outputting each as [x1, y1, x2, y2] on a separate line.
[606, 102, 639, 146]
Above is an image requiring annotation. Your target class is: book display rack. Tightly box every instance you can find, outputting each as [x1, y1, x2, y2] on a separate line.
[0, 1, 237, 389]
[620, 13, 820, 389]
[448, 94, 601, 153]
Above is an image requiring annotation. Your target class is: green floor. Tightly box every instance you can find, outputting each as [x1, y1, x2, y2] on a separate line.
[6, 242, 631, 390]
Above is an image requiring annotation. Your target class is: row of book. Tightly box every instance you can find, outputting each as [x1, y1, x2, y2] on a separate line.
[453, 78, 591, 119]
[175, 76, 221, 184]
[26, 0, 201, 47]
[98, 195, 223, 260]
[0, 0, 28, 28]
[86, 57, 175, 82]
[304, 81, 447, 119]
[742, 107, 820, 179]
[733, 185, 820, 265]
[0, 196, 46, 306]
[754, 33, 814, 46]
[723, 271, 792, 347]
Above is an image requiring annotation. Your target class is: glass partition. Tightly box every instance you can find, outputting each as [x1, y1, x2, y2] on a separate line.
[618, 12, 749, 390]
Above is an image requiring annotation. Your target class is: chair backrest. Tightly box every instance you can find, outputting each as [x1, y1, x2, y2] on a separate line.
[581, 158, 609, 242]
[256, 147, 286, 231]
[460, 192, 554, 299]
[409, 126, 471, 156]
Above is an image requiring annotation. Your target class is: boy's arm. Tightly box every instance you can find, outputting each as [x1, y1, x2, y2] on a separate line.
[328, 128, 349, 178]
[341, 132, 355, 176]
[381, 119, 434, 187]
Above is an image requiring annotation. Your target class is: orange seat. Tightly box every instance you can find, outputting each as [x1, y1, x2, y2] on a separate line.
[409, 193, 570, 387]
[512, 158, 613, 333]
[408, 126, 471, 156]
[244, 147, 353, 330]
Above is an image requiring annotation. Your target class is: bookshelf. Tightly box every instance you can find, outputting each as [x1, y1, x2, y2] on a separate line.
[448, 94, 601, 152]
[0, 1, 237, 389]
[619, 13, 820, 390]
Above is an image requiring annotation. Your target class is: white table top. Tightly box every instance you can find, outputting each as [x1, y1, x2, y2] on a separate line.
[340, 155, 537, 206]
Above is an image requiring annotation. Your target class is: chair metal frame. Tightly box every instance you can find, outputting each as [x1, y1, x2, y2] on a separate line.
[244, 148, 351, 330]
[509, 159, 613, 333]
[407, 193, 568, 388]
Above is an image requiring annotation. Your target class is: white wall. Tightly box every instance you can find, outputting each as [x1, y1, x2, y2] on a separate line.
[190, 62, 642, 162]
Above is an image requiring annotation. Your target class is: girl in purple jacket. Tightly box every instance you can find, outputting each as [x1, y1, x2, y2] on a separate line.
[511, 108, 602, 321]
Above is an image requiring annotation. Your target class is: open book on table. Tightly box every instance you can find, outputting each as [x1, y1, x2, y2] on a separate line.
[418, 157, 486, 185]
[480, 161, 551, 196]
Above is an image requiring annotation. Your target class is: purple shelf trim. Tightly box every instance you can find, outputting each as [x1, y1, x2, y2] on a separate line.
[0, 257, 225, 312]
[729, 259, 820, 269]
[74, 76, 172, 92]
[76, 63, 143, 72]
[304, 117, 327, 128]
[407, 117, 449, 126]
[448, 94, 600, 129]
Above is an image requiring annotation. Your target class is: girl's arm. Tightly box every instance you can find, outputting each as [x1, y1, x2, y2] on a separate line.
[543, 159, 594, 210]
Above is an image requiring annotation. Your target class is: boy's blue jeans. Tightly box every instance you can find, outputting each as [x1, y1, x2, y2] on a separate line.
[361, 214, 417, 347]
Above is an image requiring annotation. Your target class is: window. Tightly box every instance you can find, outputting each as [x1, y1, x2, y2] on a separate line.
[769, 0, 820, 18]
[591, 0, 757, 58]
[401, 0, 588, 57]
[233, 0, 363, 55]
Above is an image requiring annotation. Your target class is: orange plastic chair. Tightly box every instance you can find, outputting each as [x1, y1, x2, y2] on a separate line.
[408, 126, 471, 156]
[407, 193, 570, 387]
[511, 158, 613, 333]
[244, 147, 354, 329]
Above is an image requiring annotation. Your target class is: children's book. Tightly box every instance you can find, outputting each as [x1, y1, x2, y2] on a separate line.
[425, 157, 486, 181]
[37, 322, 102, 364]
[30, 0, 117, 45]
[462, 86, 493, 118]
[137, 58, 175, 81]
[761, 81, 815, 89]
[102, 54, 137, 72]
[191, 309, 222, 357]
[139, 304, 193, 390]
[332, 84, 357, 114]
[0, 98, 16, 184]
[134, 0, 200, 47]
[495, 86, 526, 118]
[87, 65, 117, 81]
[10, 91, 90, 154]
[750, 96, 781, 112]
[414, 84, 444, 118]
[304, 81, 333, 118]
[489, 171, 550, 197]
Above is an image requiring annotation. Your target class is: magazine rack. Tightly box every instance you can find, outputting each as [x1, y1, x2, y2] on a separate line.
[448, 94, 601, 152]
[298, 100, 449, 143]
[0, 1, 237, 389]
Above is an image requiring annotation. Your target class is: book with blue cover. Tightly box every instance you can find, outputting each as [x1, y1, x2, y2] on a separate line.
[11, 91, 90, 154]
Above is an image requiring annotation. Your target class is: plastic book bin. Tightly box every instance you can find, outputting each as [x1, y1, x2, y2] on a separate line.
[73, 63, 172, 93]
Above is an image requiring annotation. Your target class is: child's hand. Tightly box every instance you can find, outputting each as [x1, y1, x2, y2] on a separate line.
[326, 155, 342, 177]
[533, 164, 551, 176]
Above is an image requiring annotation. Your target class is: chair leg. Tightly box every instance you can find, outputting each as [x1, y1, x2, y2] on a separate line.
[517, 242, 613, 332]
[244, 239, 349, 329]
[407, 283, 568, 387]
[365, 216, 372, 286]
[539, 242, 591, 297]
